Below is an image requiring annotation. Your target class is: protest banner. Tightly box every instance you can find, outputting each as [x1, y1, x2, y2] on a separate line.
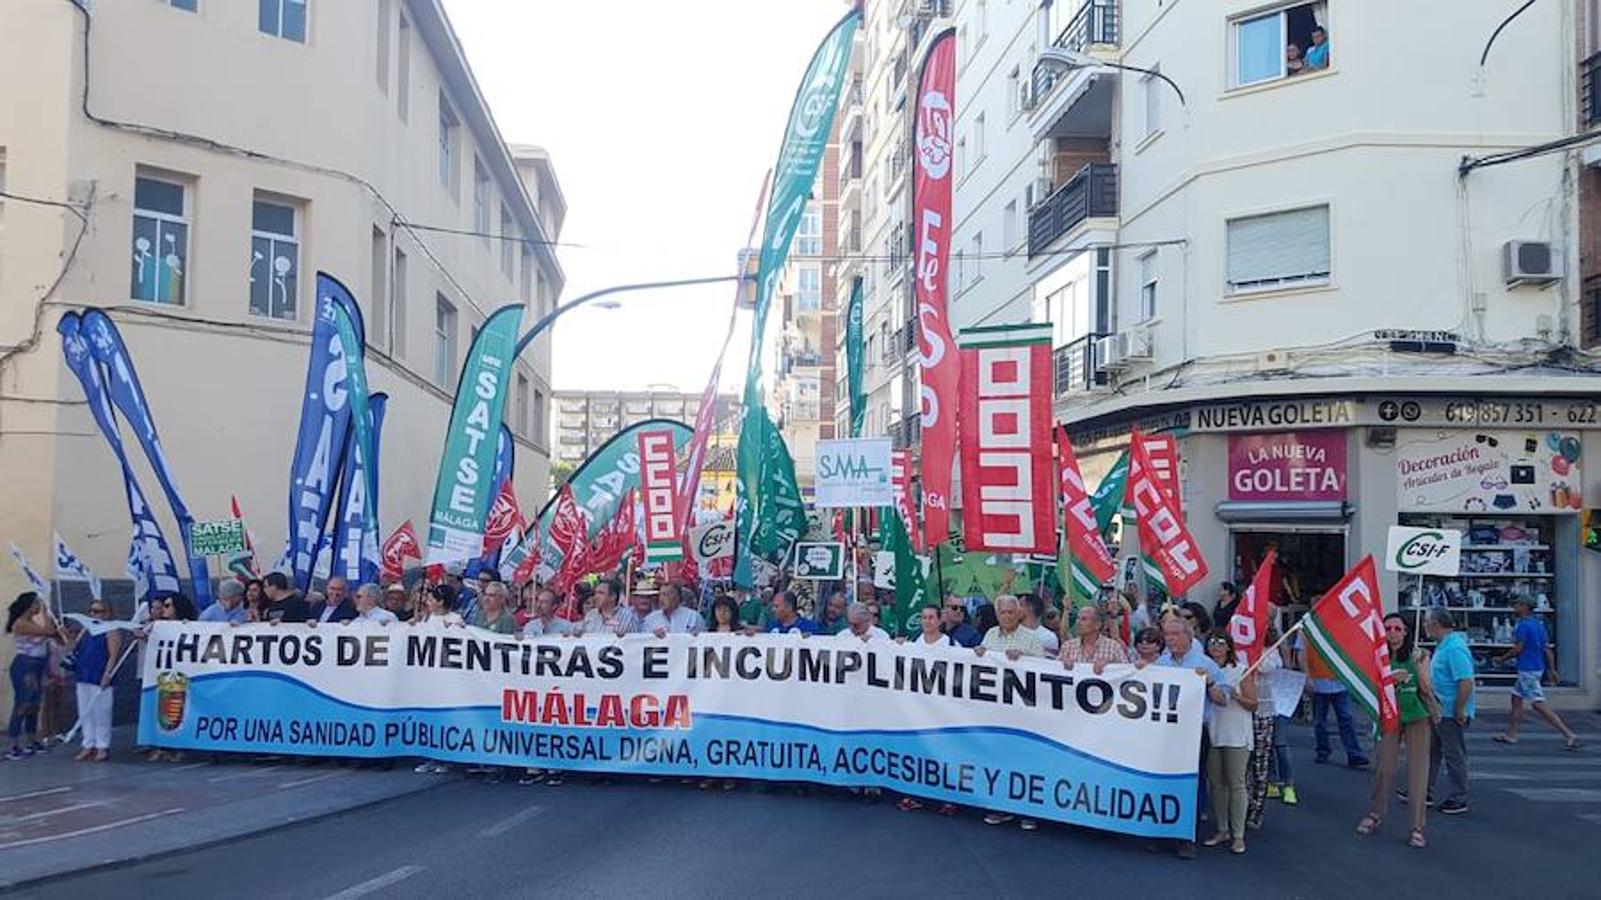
[792, 542, 845, 580]
[141, 623, 1203, 838]
[190, 519, 248, 558]
[814, 438, 893, 508]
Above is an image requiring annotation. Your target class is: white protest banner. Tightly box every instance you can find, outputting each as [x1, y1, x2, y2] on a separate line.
[142, 623, 1203, 838]
[793, 542, 845, 580]
[1267, 668, 1307, 718]
[814, 438, 893, 509]
[1384, 526, 1461, 576]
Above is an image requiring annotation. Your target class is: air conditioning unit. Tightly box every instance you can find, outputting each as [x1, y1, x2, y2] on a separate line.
[1094, 334, 1125, 370]
[1503, 240, 1561, 286]
[1097, 325, 1155, 371]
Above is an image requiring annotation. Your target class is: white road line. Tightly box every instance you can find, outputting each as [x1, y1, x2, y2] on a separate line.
[323, 865, 425, 900]
[170, 762, 210, 772]
[478, 803, 545, 838]
[1579, 813, 1601, 826]
[278, 771, 350, 790]
[1504, 787, 1601, 802]
[0, 807, 184, 850]
[0, 786, 71, 804]
[1473, 756, 1599, 767]
[12, 800, 109, 823]
[207, 765, 283, 783]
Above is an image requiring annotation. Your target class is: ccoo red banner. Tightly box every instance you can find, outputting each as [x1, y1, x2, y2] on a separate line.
[1128, 430, 1208, 596]
[957, 324, 1055, 554]
[637, 429, 684, 563]
[912, 28, 958, 550]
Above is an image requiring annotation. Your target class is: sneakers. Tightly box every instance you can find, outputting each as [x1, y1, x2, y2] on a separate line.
[1281, 785, 1299, 806]
[1266, 782, 1282, 799]
[4, 746, 29, 761]
[1348, 757, 1371, 770]
[1438, 799, 1469, 815]
[1019, 818, 1039, 831]
[983, 812, 1015, 826]
[518, 769, 545, 786]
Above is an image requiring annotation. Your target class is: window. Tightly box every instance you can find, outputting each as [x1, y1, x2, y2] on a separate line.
[515, 372, 530, 436]
[1003, 200, 1019, 252]
[131, 175, 188, 305]
[1232, 2, 1328, 88]
[519, 246, 534, 308]
[169, 0, 198, 11]
[1007, 66, 1022, 117]
[392, 247, 408, 358]
[438, 96, 459, 196]
[796, 206, 822, 256]
[973, 113, 986, 165]
[370, 227, 387, 348]
[533, 388, 547, 445]
[473, 160, 490, 241]
[434, 294, 458, 388]
[970, 232, 983, 280]
[396, 12, 411, 121]
[258, 0, 307, 43]
[1138, 250, 1158, 321]
[977, 0, 987, 40]
[953, 249, 965, 290]
[1142, 67, 1162, 139]
[1226, 205, 1331, 293]
[376, 0, 391, 91]
[248, 196, 299, 320]
[500, 206, 516, 279]
[797, 267, 821, 311]
[955, 137, 966, 180]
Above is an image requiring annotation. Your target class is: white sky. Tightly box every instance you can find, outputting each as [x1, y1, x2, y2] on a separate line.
[443, 0, 851, 392]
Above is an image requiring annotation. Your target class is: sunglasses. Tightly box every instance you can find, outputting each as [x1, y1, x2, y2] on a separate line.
[1136, 637, 1159, 644]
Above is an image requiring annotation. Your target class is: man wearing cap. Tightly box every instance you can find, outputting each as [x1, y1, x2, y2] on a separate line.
[643, 583, 702, 636]
[199, 580, 249, 624]
[629, 581, 656, 625]
[382, 583, 413, 622]
[835, 602, 888, 642]
[353, 583, 397, 625]
[1494, 596, 1581, 750]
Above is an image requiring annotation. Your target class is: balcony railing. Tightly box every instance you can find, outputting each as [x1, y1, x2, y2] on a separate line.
[1054, 332, 1111, 396]
[897, 321, 918, 355]
[894, 414, 922, 450]
[1027, 0, 1121, 111]
[1028, 163, 1118, 257]
[1584, 52, 1601, 125]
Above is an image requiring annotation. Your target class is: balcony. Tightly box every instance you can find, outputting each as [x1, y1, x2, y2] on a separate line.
[1027, 0, 1119, 140]
[1584, 52, 1601, 126]
[1054, 332, 1111, 396]
[893, 414, 921, 450]
[1028, 163, 1118, 258]
[896, 321, 918, 357]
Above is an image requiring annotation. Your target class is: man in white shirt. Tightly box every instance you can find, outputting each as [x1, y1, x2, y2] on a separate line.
[353, 583, 397, 624]
[837, 602, 889, 643]
[643, 583, 702, 636]
[522, 588, 573, 638]
[1023, 594, 1060, 656]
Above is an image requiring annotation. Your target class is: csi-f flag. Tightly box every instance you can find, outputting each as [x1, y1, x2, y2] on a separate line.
[425, 304, 524, 564]
[284, 275, 368, 590]
[735, 7, 859, 587]
[53, 533, 102, 599]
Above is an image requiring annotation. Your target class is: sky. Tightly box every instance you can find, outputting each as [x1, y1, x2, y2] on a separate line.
[442, 0, 851, 393]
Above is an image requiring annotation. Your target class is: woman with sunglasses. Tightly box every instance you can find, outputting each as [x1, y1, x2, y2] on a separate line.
[6, 593, 63, 760]
[1128, 626, 1164, 666]
[1203, 633, 1259, 854]
[70, 600, 124, 762]
[1356, 613, 1438, 849]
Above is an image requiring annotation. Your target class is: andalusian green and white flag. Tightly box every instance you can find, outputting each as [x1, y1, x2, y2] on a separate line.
[845, 276, 865, 438]
[747, 409, 808, 567]
[1090, 450, 1129, 539]
[425, 304, 524, 564]
[734, 8, 861, 586]
[879, 507, 925, 637]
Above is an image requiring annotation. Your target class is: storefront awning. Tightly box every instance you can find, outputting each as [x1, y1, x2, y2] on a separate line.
[1214, 501, 1352, 523]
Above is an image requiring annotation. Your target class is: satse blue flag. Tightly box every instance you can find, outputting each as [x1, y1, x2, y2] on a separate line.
[331, 393, 387, 584]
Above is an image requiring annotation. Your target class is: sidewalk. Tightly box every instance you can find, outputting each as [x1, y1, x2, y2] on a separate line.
[0, 727, 445, 890]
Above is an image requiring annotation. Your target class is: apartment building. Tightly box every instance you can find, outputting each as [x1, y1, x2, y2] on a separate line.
[0, 1, 563, 598]
[850, 0, 1601, 704]
[551, 390, 741, 510]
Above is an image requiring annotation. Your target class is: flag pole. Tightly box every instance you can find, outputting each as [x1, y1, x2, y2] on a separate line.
[54, 636, 138, 745]
[1240, 617, 1308, 680]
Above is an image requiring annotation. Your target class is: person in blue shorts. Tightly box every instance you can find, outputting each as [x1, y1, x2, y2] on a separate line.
[1493, 596, 1580, 751]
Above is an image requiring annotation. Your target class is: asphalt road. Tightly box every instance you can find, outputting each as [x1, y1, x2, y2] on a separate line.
[22, 718, 1601, 899]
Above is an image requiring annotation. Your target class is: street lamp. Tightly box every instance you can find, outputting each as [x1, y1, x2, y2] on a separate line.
[1044, 48, 1186, 108]
[512, 274, 747, 359]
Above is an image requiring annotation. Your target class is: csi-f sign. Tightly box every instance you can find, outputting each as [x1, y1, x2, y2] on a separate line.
[1384, 526, 1461, 576]
[636, 430, 683, 562]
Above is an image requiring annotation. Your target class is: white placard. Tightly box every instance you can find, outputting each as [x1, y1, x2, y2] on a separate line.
[1384, 525, 1462, 576]
[814, 438, 894, 508]
[1267, 669, 1307, 718]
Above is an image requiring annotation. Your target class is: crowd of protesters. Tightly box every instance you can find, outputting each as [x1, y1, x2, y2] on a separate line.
[6, 548, 1580, 856]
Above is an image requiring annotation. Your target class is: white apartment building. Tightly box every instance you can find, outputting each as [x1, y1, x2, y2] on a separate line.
[0, 1, 564, 610]
[860, 0, 1601, 704]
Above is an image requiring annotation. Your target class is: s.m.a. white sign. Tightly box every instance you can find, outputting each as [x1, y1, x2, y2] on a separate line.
[814, 438, 893, 508]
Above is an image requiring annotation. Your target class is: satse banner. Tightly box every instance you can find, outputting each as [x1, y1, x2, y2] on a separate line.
[141, 623, 1203, 839]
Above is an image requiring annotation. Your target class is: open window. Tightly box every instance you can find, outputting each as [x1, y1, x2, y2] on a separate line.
[1231, 2, 1330, 89]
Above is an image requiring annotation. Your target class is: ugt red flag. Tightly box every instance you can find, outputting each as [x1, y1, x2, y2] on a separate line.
[1301, 555, 1400, 733]
[912, 27, 958, 550]
[1228, 549, 1277, 666]
[1057, 427, 1115, 596]
[483, 480, 524, 553]
[957, 323, 1055, 554]
[380, 520, 421, 582]
[1127, 429, 1207, 596]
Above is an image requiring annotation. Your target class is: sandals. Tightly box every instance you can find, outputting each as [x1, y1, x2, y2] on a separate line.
[1356, 814, 1381, 836]
[1564, 737, 1582, 751]
[1409, 828, 1427, 849]
[896, 797, 923, 812]
[1231, 837, 1246, 854]
[1493, 734, 1518, 744]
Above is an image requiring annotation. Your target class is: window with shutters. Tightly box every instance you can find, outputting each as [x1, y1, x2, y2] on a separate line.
[1225, 205, 1330, 295]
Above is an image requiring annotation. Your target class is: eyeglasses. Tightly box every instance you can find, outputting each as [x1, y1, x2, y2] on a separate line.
[1136, 637, 1159, 645]
[1179, 612, 1196, 620]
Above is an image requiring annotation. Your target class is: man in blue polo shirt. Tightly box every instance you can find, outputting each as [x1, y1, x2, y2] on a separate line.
[1149, 615, 1228, 860]
[1425, 609, 1475, 815]
[1495, 597, 1580, 750]
[764, 590, 818, 635]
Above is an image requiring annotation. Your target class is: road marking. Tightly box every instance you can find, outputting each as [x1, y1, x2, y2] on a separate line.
[11, 800, 109, 823]
[207, 765, 283, 783]
[1504, 788, 1601, 802]
[170, 762, 210, 772]
[1473, 756, 1599, 767]
[323, 865, 425, 900]
[0, 786, 71, 804]
[1484, 771, 1601, 782]
[0, 807, 184, 850]
[1579, 813, 1601, 826]
[279, 771, 350, 790]
[478, 803, 546, 837]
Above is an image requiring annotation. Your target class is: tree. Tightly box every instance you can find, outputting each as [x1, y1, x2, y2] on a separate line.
[549, 460, 577, 493]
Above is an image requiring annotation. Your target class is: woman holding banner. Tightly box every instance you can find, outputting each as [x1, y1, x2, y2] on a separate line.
[1204, 633, 1259, 854]
[6, 593, 61, 760]
[1356, 614, 1437, 849]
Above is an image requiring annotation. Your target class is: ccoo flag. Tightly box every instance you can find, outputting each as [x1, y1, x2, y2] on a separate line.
[1057, 427, 1116, 602]
[1127, 430, 1207, 597]
[1300, 556, 1399, 733]
[734, 7, 859, 587]
[425, 305, 524, 564]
